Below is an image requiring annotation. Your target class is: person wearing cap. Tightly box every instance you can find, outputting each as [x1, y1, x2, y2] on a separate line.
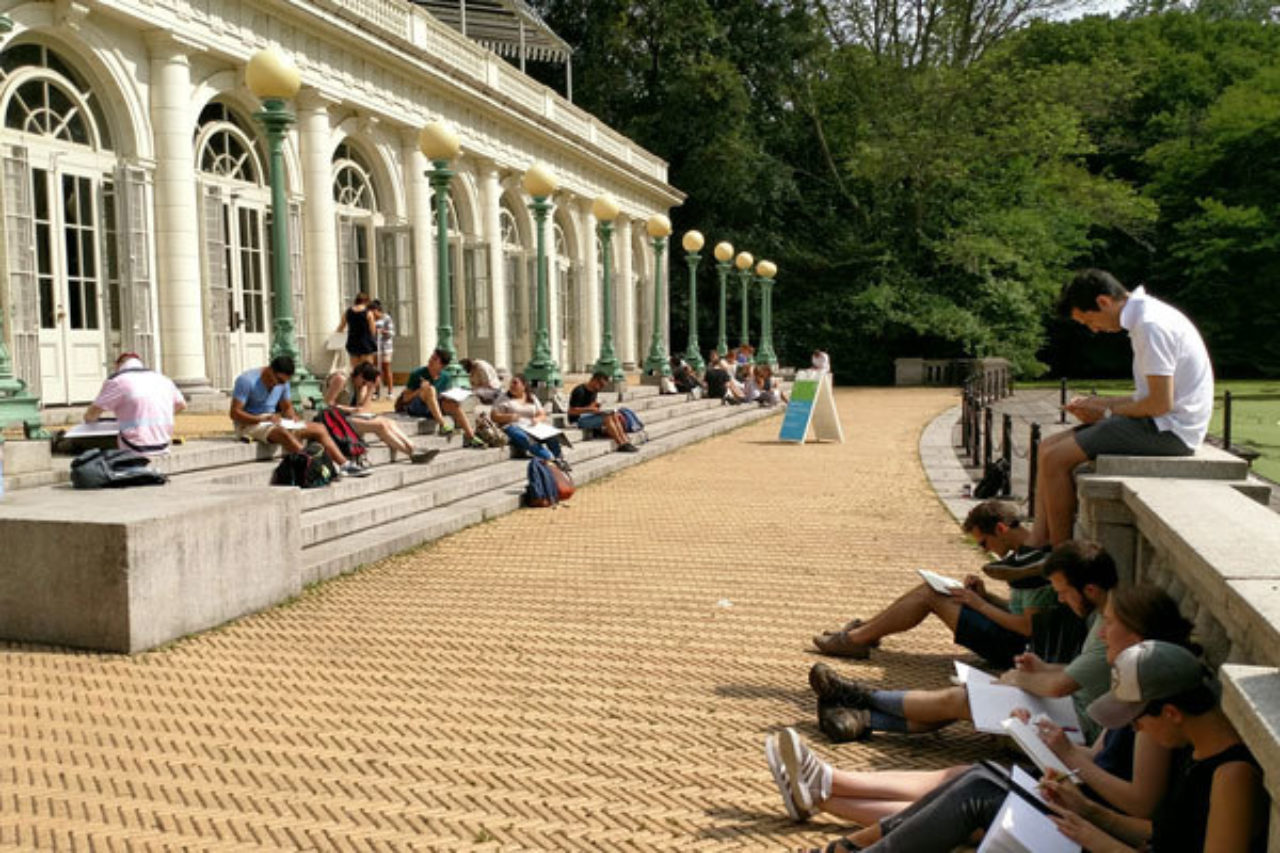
[768, 586, 1199, 851]
[83, 352, 186, 455]
[1046, 640, 1268, 853]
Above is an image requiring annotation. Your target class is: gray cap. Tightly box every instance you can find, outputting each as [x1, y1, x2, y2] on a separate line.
[1086, 640, 1213, 730]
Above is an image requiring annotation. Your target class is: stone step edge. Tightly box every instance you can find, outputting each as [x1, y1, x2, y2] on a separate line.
[301, 405, 780, 585]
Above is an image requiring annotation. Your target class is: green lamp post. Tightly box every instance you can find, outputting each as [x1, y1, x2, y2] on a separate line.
[522, 163, 560, 388]
[713, 241, 733, 358]
[680, 230, 705, 372]
[246, 48, 322, 405]
[591, 193, 624, 383]
[419, 120, 467, 383]
[642, 213, 673, 377]
[756, 259, 778, 367]
[734, 250, 754, 359]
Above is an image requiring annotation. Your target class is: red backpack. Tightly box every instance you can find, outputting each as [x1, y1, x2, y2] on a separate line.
[315, 409, 369, 464]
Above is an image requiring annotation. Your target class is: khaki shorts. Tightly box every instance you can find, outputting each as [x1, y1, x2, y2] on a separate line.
[236, 420, 291, 443]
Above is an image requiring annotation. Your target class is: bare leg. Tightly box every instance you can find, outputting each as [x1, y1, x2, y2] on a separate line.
[301, 422, 348, 466]
[441, 400, 475, 439]
[356, 420, 412, 455]
[323, 373, 346, 407]
[844, 584, 964, 646]
[820, 797, 911, 826]
[603, 413, 629, 445]
[829, 765, 969, 801]
[1041, 435, 1088, 545]
[267, 427, 304, 453]
[417, 386, 449, 429]
[900, 686, 971, 726]
[1029, 430, 1078, 546]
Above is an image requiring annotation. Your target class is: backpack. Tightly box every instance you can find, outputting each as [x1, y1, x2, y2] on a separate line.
[524, 459, 559, 508]
[474, 412, 508, 448]
[549, 461, 575, 501]
[315, 408, 368, 464]
[69, 448, 168, 489]
[973, 458, 1011, 499]
[271, 442, 336, 489]
[617, 407, 645, 433]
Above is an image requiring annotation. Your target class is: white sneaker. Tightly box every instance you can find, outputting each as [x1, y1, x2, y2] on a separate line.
[764, 734, 810, 821]
[779, 727, 832, 812]
[340, 461, 371, 478]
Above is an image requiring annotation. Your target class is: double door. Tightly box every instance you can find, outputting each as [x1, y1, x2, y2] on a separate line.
[203, 187, 270, 389]
[30, 166, 108, 404]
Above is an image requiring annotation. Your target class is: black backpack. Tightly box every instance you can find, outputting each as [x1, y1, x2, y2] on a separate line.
[69, 448, 168, 489]
[271, 442, 336, 488]
[973, 458, 1011, 499]
[315, 408, 368, 464]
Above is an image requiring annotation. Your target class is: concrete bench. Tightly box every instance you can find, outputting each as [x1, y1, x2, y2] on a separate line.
[0, 482, 299, 652]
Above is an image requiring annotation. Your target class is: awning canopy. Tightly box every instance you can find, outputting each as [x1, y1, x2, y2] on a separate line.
[411, 0, 572, 65]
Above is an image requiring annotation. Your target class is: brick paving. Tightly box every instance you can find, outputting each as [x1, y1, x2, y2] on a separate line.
[2, 387, 1003, 851]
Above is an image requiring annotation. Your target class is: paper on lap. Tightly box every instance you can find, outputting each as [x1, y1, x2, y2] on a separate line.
[524, 422, 562, 441]
[956, 662, 1085, 744]
[919, 568, 963, 593]
[1002, 717, 1073, 776]
[441, 388, 470, 403]
[64, 420, 119, 437]
[977, 768, 1080, 853]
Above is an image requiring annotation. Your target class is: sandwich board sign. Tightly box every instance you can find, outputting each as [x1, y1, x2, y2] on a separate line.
[779, 369, 844, 443]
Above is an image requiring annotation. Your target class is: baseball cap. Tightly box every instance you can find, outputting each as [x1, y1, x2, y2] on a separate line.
[1086, 640, 1214, 729]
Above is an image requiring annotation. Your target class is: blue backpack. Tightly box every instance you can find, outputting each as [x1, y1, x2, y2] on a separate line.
[618, 407, 645, 433]
[525, 458, 559, 508]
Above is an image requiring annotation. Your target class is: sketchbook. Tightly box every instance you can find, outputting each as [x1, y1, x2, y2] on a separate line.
[955, 662, 1086, 744]
[918, 568, 963, 594]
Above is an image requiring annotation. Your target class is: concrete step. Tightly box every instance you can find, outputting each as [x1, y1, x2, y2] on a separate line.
[300, 403, 779, 584]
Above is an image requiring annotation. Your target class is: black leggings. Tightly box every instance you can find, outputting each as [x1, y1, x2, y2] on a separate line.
[861, 763, 1009, 852]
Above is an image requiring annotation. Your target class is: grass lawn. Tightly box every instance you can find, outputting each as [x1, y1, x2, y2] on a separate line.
[1019, 379, 1280, 482]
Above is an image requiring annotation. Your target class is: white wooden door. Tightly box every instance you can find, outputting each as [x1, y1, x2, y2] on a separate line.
[33, 167, 107, 404]
[228, 203, 270, 375]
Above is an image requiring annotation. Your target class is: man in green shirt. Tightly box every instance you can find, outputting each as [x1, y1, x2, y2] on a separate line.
[810, 541, 1118, 743]
[395, 348, 485, 449]
[814, 501, 1063, 669]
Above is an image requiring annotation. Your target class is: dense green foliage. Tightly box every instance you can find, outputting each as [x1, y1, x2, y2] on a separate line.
[529, 0, 1280, 382]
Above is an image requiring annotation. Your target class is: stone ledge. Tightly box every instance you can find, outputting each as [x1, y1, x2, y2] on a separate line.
[1094, 443, 1249, 480]
[0, 483, 300, 652]
[1220, 664, 1280, 851]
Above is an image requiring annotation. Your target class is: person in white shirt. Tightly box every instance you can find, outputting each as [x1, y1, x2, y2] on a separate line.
[1031, 270, 1213, 549]
[83, 353, 186, 455]
[460, 357, 501, 404]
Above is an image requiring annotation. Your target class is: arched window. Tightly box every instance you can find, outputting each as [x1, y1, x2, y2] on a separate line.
[195, 103, 263, 183]
[332, 142, 376, 211]
[0, 43, 112, 150]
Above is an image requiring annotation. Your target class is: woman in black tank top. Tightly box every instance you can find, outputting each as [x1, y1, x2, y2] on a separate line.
[1050, 641, 1269, 853]
[338, 292, 377, 365]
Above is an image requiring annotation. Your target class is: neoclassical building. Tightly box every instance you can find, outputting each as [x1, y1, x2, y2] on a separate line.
[0, 0, 681, 405]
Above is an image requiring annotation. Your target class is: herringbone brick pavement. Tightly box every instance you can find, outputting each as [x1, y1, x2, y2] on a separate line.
[1, 388, 1002, 851]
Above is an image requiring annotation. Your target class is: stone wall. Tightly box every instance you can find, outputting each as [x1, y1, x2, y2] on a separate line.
[1076, 451, 1280, 850]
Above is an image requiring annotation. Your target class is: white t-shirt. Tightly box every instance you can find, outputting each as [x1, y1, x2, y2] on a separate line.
[1119, 286, 1214, 449]
[470, 359, 500, 389]
[92, 368, 185, 454]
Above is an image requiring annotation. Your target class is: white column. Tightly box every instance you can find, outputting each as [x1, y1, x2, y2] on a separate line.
[147, 34, 211, 392]
[478, 163, 508, 373]
[616, 214, 635, 369]
[579, 198, 600, 370]
[402, 132, 436, 366]
[539, 198, 557, 369]
[298, 90, 340, 375]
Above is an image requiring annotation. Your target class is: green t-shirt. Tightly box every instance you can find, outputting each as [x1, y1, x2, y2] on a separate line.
[1064, 609, 1109, 741]
[1008, 583, 1059, 616]
[405, 366, 452, 394]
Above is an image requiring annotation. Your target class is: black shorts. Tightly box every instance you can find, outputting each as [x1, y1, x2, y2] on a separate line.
[1073, 416, 1193, 459]
[954, 606, 1027, 670]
